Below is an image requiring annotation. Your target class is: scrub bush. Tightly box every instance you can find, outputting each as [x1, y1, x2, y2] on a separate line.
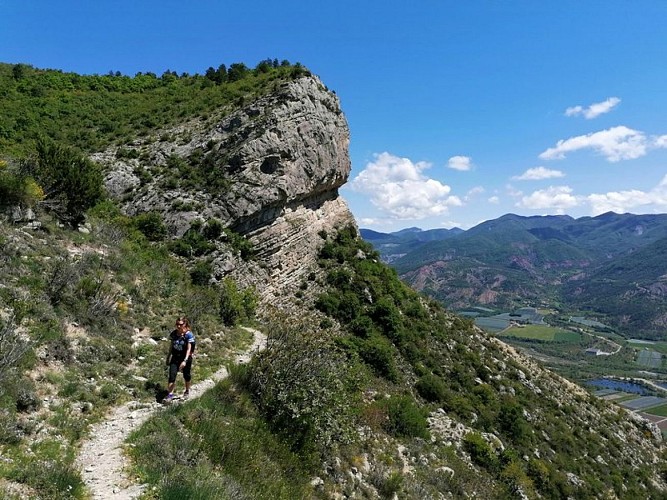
[379, 395, 429, 439]
[219, 277, 257, 326]
[248, 314, 360, 456]
[133, 211, 167, 241]
[21, 138, 104, 226]
[415, 373, 448, 403]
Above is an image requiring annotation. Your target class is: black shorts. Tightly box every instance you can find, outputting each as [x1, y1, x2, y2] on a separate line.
[168, 357, 193, 383]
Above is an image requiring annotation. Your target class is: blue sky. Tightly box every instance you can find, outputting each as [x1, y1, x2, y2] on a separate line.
[3, 1, 667, 231]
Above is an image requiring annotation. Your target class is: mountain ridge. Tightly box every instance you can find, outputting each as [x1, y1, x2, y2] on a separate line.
[367, 212, 667, 338]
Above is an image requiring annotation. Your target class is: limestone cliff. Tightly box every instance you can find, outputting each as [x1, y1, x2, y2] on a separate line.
[96, 75, 355, 303]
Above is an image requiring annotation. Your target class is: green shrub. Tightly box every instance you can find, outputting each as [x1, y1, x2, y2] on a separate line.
[0, 409, 21, 445]
[76, 336, 126, 366]
[219, 277, 257, 326]
[70, 267, 120, 330]
[349, 315, 374, 338]
[0, 161, 43, 208]
[203, 218, 223, 240]
[499, 459, 535, 497]
[223, 228, 254, 260]
[463, 432, 499, 472]
[87, 198, 126, 223]
[497, 399, 530, 444]
[132, 211, 167, 241]
[134, 166, 152, 186]
[190, 261, 213, 286]
[371, 297, 404, 343]
[22, 137, 104, 225]
[44, 256, 78, 306]
[357, 335, 399, 382]
[169, 227, 216, 257]
[333, 291, 362, 323]
[377, 471, 404, 499]
[527, 458, 551, 492]
[379, 395, 429, 439]
[99, 382, 122, 401]
[415, 373, 448, 403]
[129, 379, 311, 499]
[15, 381, 40, 413]
[314, 292, 340, 317]
[248, 314, 359, 455]
[167, 239, 193, 257]
[9, 455, 85, 499]
[326, 268, 353, 288]
[158, 468, 242, 500]
[115, 147, 140, 159]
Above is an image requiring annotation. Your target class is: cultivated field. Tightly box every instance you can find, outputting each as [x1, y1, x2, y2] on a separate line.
[644, 403, 667, 417]
[498, 324, 581, 342]
[636, 348, 664, 369]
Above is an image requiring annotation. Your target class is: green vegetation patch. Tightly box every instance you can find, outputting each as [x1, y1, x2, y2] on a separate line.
[0, 60, 310, 156]
[611, 394, 643, 404]
[553, 330, 583, 342]
[635, 349, 663, 369]
[643, 403, 667, 417]
[128, 373, 314, 500]
[498, 324, 580, 342]
[629, 340, 667, 356]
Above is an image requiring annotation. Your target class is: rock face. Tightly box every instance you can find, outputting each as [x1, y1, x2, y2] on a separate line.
[96, 75, 356, 303]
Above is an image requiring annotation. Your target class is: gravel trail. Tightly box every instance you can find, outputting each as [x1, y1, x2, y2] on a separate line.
[76, 328, 266, 499]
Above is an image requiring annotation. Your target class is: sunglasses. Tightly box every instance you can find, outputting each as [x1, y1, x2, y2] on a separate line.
[176, 323, 185, 327]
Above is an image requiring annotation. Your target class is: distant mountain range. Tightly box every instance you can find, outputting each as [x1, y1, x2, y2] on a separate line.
[360, 226, 464, 263]
[361, 212, 667, 339]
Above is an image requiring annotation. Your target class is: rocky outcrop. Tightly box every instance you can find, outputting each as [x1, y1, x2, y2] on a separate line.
[235, 194, 353, 300]
[95, 75, 356, 303]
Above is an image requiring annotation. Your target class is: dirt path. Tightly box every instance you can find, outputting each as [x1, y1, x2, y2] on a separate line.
[76, 328, 266, 499]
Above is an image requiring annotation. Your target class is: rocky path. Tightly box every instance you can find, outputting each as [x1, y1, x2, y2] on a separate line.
[76, 328, 266, 499]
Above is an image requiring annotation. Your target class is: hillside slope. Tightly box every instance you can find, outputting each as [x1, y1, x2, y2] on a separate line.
[0, 63, 665, 498]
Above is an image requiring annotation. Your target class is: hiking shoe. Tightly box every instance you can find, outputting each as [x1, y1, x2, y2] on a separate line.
[163, 393, 174, 403]
[182, 391, 190, 400]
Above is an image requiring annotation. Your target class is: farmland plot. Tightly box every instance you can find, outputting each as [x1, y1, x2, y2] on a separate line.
[636, 348, 663, 369]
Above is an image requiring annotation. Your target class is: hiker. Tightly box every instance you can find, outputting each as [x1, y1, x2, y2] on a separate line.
[164, 316, 196, 402]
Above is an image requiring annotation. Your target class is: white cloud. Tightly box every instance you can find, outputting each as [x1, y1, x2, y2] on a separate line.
[514, 174, 667, 217]
[516, 186, 579, 212]
[565, 106, 584, 117]
[505, 184, 523, 198]
[464, 186, 484, 201]
[487, 196, 500, 204]
[565, 97, 621, 119]
[539, 126, 649, 162]
[654, 135, 667, 148]
[447, 155, 473, 171]
[357, 217, 383, 226]
[513, 166, 565, 181]
[350, 152, 462, 220]
[587, 190, 652, 214]
[586, 174, 667, 214]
